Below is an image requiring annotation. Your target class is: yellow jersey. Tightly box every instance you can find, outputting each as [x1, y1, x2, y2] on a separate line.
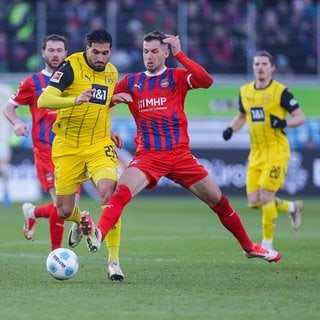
[46, 52, 118, 148]
[239, 80, 299, 165]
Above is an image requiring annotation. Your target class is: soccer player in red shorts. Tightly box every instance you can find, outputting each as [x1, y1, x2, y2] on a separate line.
[3, 34, 68, 250]
[80, 30, 282, 269]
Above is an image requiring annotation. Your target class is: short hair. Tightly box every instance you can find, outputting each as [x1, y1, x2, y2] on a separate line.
[143, 30, 166, 44]
[86, 29, 113, 47]
[254, 50, 275, 65]
[42, 34, 68, 50]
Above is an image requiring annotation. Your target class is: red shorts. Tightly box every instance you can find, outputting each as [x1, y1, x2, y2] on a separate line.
[128, 148, 208, 189]
[34, 149, 55, 191]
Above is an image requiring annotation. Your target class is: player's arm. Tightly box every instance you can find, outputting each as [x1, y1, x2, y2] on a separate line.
[38, 86, 96, 109]
[111, 131, 124, 149]
[270, 89, 306, 128]
[38, 86, 75, 109]
[286, 108, 305, 128]
[163, 34, 213, 88]
[222, 112, 246, 141]
[222, 95, 246, 141]
[38, 60, 94, 109]
[110, 77, 133, 107]
[3, 101, 29, 137]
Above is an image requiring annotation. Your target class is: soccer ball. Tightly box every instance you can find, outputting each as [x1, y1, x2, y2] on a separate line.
[46, 248, 79, 280]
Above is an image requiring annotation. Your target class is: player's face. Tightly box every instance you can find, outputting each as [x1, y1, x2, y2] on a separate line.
[42, 40, 67, 71]
[143, 40, 169, 73]
[86, 42, 111, 71]
[253, 56, 275, 82]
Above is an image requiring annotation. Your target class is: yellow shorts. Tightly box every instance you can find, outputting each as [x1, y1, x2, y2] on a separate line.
[52, 137, 118, 195]
[246, 156, 289, 194]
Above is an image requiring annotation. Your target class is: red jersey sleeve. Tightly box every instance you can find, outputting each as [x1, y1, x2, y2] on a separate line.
[175, 52, 214, 89]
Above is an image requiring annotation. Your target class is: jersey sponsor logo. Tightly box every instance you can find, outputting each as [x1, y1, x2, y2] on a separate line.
[90, 84, 108, 105]
[138, 97, 167, 112]
[51, 71, 63, 83]
[250, 106, 265, 122]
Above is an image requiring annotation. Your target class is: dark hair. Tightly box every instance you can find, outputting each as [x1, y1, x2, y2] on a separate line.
[254, 50, 275, 65]
[86, 29, 113, 47]
[42, 34, 68, 50]
[143, 30, 166, 44]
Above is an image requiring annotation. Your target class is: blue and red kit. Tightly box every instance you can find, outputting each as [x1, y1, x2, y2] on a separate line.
[113, 52, 214, 188]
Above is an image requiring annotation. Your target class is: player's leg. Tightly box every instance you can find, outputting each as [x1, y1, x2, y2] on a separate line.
[177, 151, 281, 263]
[275, 197, 304, 230]
[105, 218, 124, 281]
[247, 163, 277, 249]
[259, 160, 288, 249]
[248, 195, 304, 231]
[83, 143, 124, 280]
[188, 175, 281, 263]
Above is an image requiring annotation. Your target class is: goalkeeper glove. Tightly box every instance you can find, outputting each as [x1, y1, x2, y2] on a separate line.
[222, 127, 233, 141]
[270, 115, 287, 128]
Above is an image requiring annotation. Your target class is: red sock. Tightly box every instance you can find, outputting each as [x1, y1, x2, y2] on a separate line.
[98, 184, 132, 240]
[34, 203, 53, 218]
[210, 194, 253, 251]
[49, 205, 64, 250]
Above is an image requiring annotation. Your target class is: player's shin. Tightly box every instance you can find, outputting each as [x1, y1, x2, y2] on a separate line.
[261, 201, 278, 249]
[49, 206, 65, 250]
[105, 217, 122, 262]
[98, 184, 132, 240]
[210, 194, 253, 251]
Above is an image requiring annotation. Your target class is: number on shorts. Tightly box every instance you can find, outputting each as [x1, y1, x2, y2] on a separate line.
[104, 145, 117, 163]
[269, 166, 280, 179]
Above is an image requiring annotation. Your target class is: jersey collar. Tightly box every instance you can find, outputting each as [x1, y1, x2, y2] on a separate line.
[145, 66, 167, 77]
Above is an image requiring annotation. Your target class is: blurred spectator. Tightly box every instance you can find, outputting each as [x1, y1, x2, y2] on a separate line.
[0, 33, 9, 72]
[0, 0, 318, 75]
[207, 25, 233, 73]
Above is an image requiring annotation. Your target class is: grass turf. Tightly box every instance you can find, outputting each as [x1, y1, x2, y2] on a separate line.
[0, 196, 319, 320]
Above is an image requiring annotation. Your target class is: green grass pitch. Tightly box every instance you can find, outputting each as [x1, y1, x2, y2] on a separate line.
[0, 196, 319, 320]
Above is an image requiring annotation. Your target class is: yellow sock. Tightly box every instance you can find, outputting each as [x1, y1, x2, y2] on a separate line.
[275, 197, 291, 213]
[248, 202, 261, 209]
[262, 201, 278, 242]
[64, 205, 82, 225]
[105, 218, 121, 262]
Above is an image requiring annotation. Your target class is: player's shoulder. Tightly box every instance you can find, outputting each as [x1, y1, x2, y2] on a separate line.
[240, 81, 255, 92]
[65, 51, 83, 62]
[270, 79, 287, 91]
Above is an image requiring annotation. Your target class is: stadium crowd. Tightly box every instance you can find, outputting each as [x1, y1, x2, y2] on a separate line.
[0, 0, 318, 74]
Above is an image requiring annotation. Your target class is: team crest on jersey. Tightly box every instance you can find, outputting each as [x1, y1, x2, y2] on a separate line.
[160, 79, 169, 88]
[51, 71, 63, 83]
[106, 75, 114, 85]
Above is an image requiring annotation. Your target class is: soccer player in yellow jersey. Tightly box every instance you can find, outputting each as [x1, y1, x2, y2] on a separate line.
[38, 29, 124, 281]
[222, 50, 305, 250]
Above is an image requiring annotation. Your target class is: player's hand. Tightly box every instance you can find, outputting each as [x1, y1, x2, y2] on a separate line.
[222, 127, 233, 141]
[270, 115, 287, 128]
[75, 89, 96, 105]
[112, 93, 133, 104]
[163, 34, 181, 56]
[111, 131, 124, 149]
[14, 121, 29, 137]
